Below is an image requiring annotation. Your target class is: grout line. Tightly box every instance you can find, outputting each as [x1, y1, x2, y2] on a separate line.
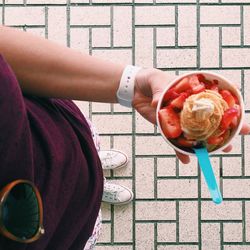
[220, 156, 224, 249]
[176, 200, 179, 244]
[219, 26, 222, 68]
[132, 1, 136, 249]
[241, 5, 244, 47]
[45, 5, 48, 39]
[66, 0, 71, 48]
[243, 200, 246, 243]
[111, 205, 115, 244]
[154, 222, 157, 250]
[154, 157, 157, 199]
[197, 1, 200, 70]
[153, 27, 156, 68]
[2, 2, 250, 7]
[241, 69, 245, 177]
[220, 156, 223, 197]
[175, 5, 178, 48]
[221, 222, 224, 250]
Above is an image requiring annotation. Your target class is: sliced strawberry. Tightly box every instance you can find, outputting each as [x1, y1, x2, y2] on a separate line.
[207, 79, 219, 92]
[213, 79, 219, 85]
[220, 107, 238, 130]
[232, 93, 239, 104]
[220, 90, 236, 108]
[176, 137, 196, 148]
[207, 135, 224, 145]
[189, 75, 200, 85]
[164, 87, 180, 102]
[192, 82, 205, 94]
[207, 129, 230, 146]
[170, 92, 189, 109]
[209, 84, 219, 92]
[158, 107, 182, 139]
[189, 75, 206, 94]
[229, 104, 241, 129]
[197, 74, 206, 82]
[202, 79, 213, 89]
[230, 117, 239, 129]
[175, 77, 190, 93]
[234, 104, 241, 117]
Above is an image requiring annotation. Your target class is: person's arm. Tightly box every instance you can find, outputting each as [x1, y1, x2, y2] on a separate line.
[1, 25, 249, 165]
[0, 25, 124, 103]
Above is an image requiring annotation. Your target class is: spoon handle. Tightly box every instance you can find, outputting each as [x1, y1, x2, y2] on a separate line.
[194, 147, 222, 204]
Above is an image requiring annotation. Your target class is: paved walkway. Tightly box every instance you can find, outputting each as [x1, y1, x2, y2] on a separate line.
[2, 1, 250, 249]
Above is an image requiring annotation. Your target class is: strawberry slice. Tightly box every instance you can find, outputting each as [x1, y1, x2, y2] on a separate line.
[197, 74, 206, 82]
[170, 93, 189, 109]
[220, 107, 238, 130]
[207, 135, 224, 146]
[232, 93, 239, 104]
[158, 107, 182, 139]
[207, 79, 219, 92]
[189, 75, 206, 94]
[164, 87, 180, 102]
[233, 104, 241, 117]
[220, 90, 236, 108]
[207, 130, 230, 146]
[175, 77, 190, 93]
[189, 75, 200, 85]
[192, 82, 205, 94]
[209, 84, 219, 92]
[176, 137, 196, 148]
[230, 117, 239, 129]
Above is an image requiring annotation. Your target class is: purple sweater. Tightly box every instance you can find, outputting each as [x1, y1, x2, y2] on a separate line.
[0, 54, 103, 250]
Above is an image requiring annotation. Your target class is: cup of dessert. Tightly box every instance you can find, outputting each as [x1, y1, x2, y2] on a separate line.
[156, 71, 245, 156]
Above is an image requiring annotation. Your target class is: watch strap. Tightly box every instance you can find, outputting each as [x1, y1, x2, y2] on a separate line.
[116, 65, 141, 107]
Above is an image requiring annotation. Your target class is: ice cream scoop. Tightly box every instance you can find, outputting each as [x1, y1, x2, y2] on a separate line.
[180, 90, 228, 141]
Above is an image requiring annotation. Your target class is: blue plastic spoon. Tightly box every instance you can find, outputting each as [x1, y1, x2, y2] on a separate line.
[193, 146, 222, 204]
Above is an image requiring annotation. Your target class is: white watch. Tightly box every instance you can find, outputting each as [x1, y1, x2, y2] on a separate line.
[116, 65, 142, 107]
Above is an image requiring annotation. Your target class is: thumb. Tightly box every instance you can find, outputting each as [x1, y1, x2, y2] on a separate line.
[151, 91, 162, 108]
[151, 74, 177, 108]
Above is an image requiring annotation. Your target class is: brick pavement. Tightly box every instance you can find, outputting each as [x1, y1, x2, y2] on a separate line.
[1, 1, 250, 249]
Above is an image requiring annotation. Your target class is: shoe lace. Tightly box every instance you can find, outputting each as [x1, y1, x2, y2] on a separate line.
[108, 191, 119, 201]
[101, 152, 115, 167]
[104, 184, 121, 201]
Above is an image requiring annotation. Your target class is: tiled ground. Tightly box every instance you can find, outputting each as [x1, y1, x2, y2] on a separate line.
[1, 1, 250, 249]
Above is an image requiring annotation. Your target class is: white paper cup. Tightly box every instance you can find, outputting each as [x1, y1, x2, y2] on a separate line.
[156, 71, 245, 156]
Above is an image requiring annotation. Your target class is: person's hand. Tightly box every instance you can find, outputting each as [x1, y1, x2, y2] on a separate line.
[133, 68, 250, 164]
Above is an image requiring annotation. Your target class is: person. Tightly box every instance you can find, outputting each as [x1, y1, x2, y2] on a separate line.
[0, 25, 249, 250]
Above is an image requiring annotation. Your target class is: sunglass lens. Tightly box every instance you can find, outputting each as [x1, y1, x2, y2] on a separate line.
[2, 183, 40, 239]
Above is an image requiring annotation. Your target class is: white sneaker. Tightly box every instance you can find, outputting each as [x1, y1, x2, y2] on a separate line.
[99, 149, 128, 170]
[102, 182, 134, 205]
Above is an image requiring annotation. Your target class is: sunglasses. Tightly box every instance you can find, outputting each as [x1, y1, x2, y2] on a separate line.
[0, 179, 44, 243]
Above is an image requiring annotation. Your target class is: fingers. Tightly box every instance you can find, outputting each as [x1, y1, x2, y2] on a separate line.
[240, 123, 250, 135]
[175, 150, 190, 164]
[222, 144, 233, 153]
